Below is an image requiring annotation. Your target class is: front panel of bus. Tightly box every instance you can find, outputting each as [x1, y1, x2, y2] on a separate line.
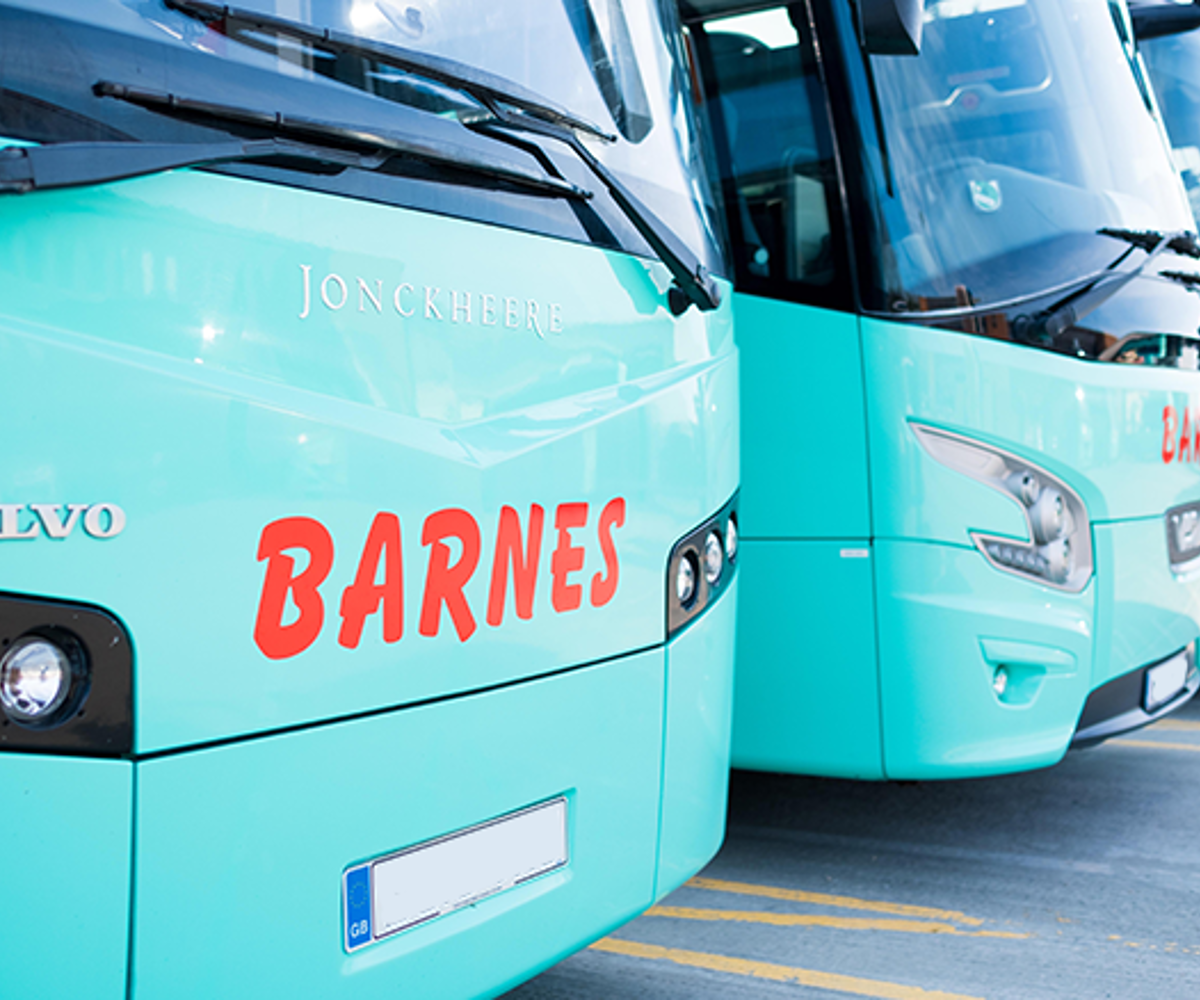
[685, 0, 1200, 779]
[0, 3, 739, 997]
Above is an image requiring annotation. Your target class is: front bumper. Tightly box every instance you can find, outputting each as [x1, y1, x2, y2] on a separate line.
[0, 584, 736, 1000]
[875, 514, 1200, 777]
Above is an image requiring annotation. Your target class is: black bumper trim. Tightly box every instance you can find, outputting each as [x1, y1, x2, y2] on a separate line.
[1072, 643, 1198, 749]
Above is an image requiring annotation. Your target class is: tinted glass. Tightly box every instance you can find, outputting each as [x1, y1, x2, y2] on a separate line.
[858, 0, 1193, 312]
[689, 4, 847, 304]
[0, 0, 723, 271]
[1140, 28, 1200, 218]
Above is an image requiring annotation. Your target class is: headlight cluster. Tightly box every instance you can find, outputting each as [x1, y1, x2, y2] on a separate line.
[911, 423, 1093, 593]
[0, 595, 132, 756]
[667, 494, 738, 638]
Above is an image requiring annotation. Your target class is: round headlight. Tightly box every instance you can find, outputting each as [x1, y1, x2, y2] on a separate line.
[676, 552, 698, 607]
[1030, 488, 1067, 544]
[0, 636, 73, 724]
[1006, 469, 1040, 507]
[725, 516, 738, 564]
[703, 531, 723, 585]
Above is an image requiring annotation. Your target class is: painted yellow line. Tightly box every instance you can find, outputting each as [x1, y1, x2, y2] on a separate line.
[688, 877, 984, 926]
[1109, 738, 1200, 753]
[1148, 719, 1200, 733]
[590, 938, 985, 1000]
[647, 905, 1028, 939]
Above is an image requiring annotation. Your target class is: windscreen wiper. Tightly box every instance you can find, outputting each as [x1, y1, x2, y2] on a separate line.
[165, 0, 615, 142]
[473, 111, 722, 314]
[1015, 228, 1200, 342]
[165, 0, 721, 314]
[60, 81, 591, 200]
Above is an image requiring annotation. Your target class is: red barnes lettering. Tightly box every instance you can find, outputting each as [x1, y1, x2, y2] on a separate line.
[590, 497, 625, 608]
[551, 502, 589, 612]
[254, 517, 334, 660]
[419, 508, 481, 641]
[487, 504, 544, 627]
[338, 512, 404, 649]
[1164, 405, 1178, 463]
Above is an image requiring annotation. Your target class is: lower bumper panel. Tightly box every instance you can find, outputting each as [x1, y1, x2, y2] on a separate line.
[1072, 644, 1200, 748]
[133, 651, 667, 1000]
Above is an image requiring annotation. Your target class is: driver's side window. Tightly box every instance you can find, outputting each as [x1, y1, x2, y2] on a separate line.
[694, 4, 844, 304]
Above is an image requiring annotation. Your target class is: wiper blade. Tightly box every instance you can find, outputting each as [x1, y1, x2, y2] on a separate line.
[1161, 269, 1200, 290]
[1021, 228, 1200, 341]
[0, 136, 375, 194]
[1098, 226, 1200, 260]
[164, 0, 719, 314]
[91, 81, 590, 200]
[165, 0, 615, 142]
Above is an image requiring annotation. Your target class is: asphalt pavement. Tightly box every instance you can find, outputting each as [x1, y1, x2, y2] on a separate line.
[507, 694, 1200, 1000]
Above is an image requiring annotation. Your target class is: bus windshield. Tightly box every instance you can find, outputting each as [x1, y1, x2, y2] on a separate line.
[863, 0, 1194, 312]
[2, 0, 723, 275]
[1139, 22, 1200, 217]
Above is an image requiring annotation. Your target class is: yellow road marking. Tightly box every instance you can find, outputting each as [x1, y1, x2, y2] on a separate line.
[688, 877, 984, 926]
[1148, 719, 1200, 733]
[647, 905, 1028, 939]
[1109, 738, 1200, 753]
[590, 938, 986, 1000]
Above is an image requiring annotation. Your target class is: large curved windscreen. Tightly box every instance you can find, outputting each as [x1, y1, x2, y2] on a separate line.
[1140, 27, 1200, 218]
[0, 0, 723, 272]
[864, 0, 1194, 312]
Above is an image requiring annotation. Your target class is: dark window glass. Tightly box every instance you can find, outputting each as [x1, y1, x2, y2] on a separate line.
[690, 3, 848, 307]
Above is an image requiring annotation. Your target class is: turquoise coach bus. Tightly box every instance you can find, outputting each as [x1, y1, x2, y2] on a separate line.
[0, 2, 739, 997]
[680, 0, 1200, 779]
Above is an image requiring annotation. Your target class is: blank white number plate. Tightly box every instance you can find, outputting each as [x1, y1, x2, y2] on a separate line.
[1145, 652, 1189, 712]
[344, 797, 568, 951]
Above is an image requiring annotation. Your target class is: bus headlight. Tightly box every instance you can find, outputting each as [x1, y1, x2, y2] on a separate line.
[666, 493, 739, 638]
[676, 552, 698, 607]
[0, 631, 88, 727]
[911, 423, 1093, 593]
[703, 530, 724, 585]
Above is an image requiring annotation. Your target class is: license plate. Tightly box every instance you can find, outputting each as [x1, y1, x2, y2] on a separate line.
[1144, 652, 1189, 713]
[1166, 501, 1200, 573]
[343, 797, 568, 952]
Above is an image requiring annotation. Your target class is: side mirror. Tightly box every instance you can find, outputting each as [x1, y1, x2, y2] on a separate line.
[860, 0, 925, 55]
[1130, 0, 1200, 40]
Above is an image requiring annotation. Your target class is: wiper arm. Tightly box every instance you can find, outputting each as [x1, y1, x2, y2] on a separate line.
[88, 81, 589, 200]
[1016, 228, 1200, 342]
[164, 0, 720, 314]
[165, 0, 614, 142]
[476, 112, 722, 314]
[0, 136, 380, 194]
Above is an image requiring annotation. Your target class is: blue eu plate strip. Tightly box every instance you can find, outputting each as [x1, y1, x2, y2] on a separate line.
[343, 864, 372, 953]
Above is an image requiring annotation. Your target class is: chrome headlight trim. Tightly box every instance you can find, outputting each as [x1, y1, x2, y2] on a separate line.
[911, 423, 1093, 593]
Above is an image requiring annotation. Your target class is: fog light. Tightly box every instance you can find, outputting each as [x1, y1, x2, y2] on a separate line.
[676, 552, 698, 607]
[993, 666, 1009, 697]
[725, 516, 738, 564]
[0, 636, 72, 723]
[703, 531, 723, 585]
